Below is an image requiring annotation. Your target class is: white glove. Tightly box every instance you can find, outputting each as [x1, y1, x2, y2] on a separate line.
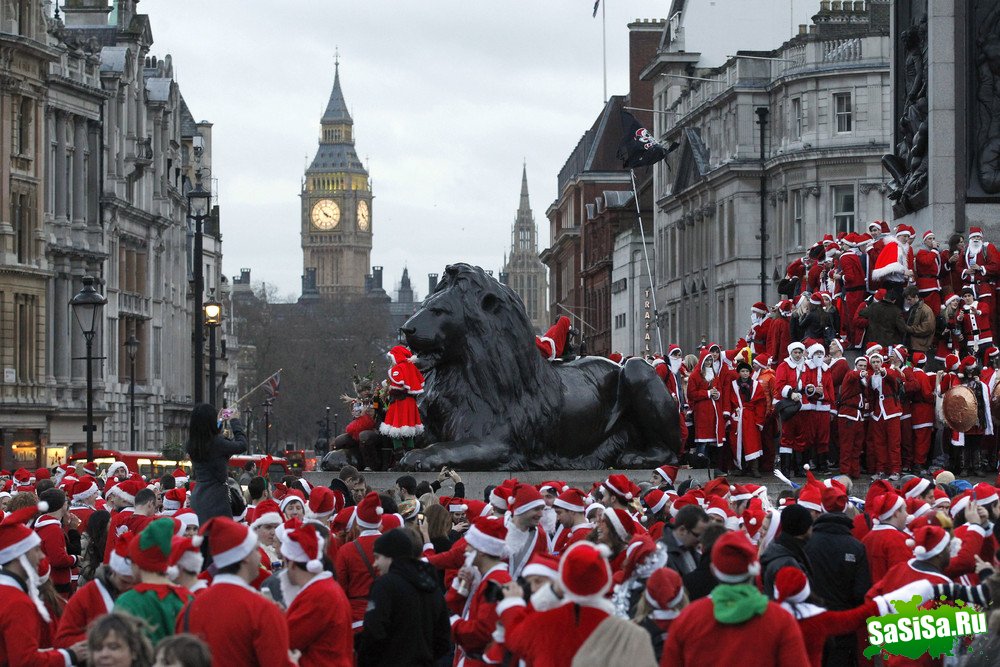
[873, 579, 933, 615]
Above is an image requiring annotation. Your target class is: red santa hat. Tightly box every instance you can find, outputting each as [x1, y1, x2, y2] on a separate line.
[34, 468, 50, 481]
[742, 505, 767, 542]
[559, 541, 613, 606]
[279, 521, 326, 574]
[963, 355, 978, 372]
[129, 517, 175, 574]
[387, 344, 415, 364]
[905, 497, 931, 523]
[751, 302, 768, 315]
[380, 513, 405, 532]
[865, 342, 884, 360]
[895, 225, 913, 238]
[608, 352, 623, 364]
[945, 353, 961, 372]
[869, 493, 905, 524]
[437, 496, 466, 514]
[902, 477, 932, 500]
[279, 491, 307, 516]
[553, 488, 588, 513]
[0, 501, 46, 565]
[602, 474, 639, 503]
[773, 566, 811, 603]
[753, 353, 771, 368]
[873, 288, 888, 302]
[466, 499, 491, 519]
[604, 507, 637, 542]
[867, 220, 881, 232]
[250, 499, 283, 529]
[355, 491, 384, 530]
[331, 507, 356, 533]
[786, 341, 806, 356]
[464, 516, 507, 557]
[522, 553, 560, 581]
[889, 345, 907, 364]
[621, 534, 658, 581]
[988, 346, 1000, 360]
[173, 508, 199, 534]
[970, 227, 984, 238]
[911, 351, 927, 366]
[107, 532, 134, 578]
[932, 487, 951, 509]
[777, 300, 794, 315]
[906, 525, 951, 561]
[537, 317, 571, 360]
[307, 486, 342, 520]
[949, 491, 973, 518]
[643, 565, 684, 616]
[167, 535, 204, 579]
[489, 479, 517, 511]
[654, 465, 679, 486]
[507, 483, 546, 516]
[79, 462, 98, 477]
[923, 230, 935, 241]
[171, 468, 189, 486]
[710, 531, 761, 583]
[973, 483, 999, 506]
[200, 517, 257, 569]
[879, 220, 891, 234]
[109, 479, 145, 505]
[538, 481, 568, 496]
[819, 485, 847, 513]
[705, 496, 734, 523]
[162, 488, 186, 513]
[13, 468, 33, 486]
[643, 489, 670, 515]
[70, 476, 100, 504]
[703, 477, 731, 499]
[808, 292, 822, 306]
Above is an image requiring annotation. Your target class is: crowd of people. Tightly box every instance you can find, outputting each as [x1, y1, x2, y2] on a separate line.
[6, 452, 1000, 666]
[634, 222, 1000, 482]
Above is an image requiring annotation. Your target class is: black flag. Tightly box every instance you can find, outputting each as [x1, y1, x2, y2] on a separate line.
[592, 0, 600, 17]
[616, 109, 678, 169]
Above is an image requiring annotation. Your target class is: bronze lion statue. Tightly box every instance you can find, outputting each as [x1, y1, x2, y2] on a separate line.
[396, 263, 680, 471]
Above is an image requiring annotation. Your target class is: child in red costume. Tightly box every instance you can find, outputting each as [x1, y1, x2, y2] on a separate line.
[378, 345, 425, 451]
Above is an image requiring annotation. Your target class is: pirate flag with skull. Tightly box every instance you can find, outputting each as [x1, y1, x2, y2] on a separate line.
[617, 109, 678, 169]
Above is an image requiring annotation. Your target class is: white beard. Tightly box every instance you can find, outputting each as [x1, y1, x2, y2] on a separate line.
[19, 555, 49, 623]
[669, 357, 682, 374]
[505, 524, 533, 561]
[540, 507, 557, 536]
[530, 582, 564, 611]
[970, 240, 984, 258]
[278, 569, 302, 607]
[703, 366, 715, 382]
[809, 355, 825, 370]
[713, 360, 722, 374]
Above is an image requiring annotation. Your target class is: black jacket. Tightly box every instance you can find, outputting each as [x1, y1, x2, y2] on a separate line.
[803, 512, 870, 610]
[660, 527, 700, 578]
[760, 533, 813, 597]
[188, 419, 247, 524]
[682, 552, 718, 600]
[358, 559, 451, 667]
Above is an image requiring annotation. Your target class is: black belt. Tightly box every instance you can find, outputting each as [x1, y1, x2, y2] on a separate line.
[845, 286, 864, 292]
[916, 275, 938, 279]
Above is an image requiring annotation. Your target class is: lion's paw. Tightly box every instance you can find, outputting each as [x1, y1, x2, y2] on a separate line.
[397, 448, 445, 473]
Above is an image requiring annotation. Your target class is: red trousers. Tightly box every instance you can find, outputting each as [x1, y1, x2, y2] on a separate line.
[900, 416, 913, 469]
[912, 427, 932, 469]
[869, 417, 901, 475]
[779, 412, 807, 454]
[804, 410, 831, 454]
[922, 291, 941, 317]
[838, 417, 865, 478]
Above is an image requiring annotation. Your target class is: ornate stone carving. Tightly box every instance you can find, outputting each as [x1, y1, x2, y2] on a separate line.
[859, 182, 890, 195]
[882, 9, 929, 214]
[804, 185, 822, 197]
[971, 1, 1000, 196]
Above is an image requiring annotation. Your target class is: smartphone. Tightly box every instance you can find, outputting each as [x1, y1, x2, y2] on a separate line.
[417, 513, 426, 524]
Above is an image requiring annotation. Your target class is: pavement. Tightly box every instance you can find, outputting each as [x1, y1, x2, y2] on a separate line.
[304, 467, 997, 504]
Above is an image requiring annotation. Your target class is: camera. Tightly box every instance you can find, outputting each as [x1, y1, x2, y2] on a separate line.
[483, 580, 505, 604]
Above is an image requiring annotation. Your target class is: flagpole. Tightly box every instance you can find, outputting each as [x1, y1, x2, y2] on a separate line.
[630, 169, 664, 356]
[234, 368, 283, 406]
[602, 0, 607, 103]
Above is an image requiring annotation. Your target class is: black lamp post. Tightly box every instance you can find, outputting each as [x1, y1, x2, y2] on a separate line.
[124, 334, 139, 450]
[204, 296, 223, 407]
[187, 178, 211, 404]
[70, 276, 107, 462]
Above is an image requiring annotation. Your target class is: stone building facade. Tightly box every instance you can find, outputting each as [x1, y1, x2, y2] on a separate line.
[646, 1, 892, 350]
[500, 165, 548, 334]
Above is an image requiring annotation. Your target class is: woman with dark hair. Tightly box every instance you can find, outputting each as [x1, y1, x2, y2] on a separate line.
[420, 504, 454, 553]
[185, 403, 247, 524]
[153, 634, 212, 667]
[79, 509, 111, 585]
[87, 613, 153, 667]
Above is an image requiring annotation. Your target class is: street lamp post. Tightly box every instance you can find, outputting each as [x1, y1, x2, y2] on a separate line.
[187, 178, 211, 404]
[262, 398, 273, 454]
[124, 334, 139, 450]
[70, 276, 107, 462]
[204, 296, 223, 407]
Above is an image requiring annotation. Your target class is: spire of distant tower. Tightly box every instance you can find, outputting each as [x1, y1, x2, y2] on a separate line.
[518, 162, 531, 214]
[323, 50, 352, 124]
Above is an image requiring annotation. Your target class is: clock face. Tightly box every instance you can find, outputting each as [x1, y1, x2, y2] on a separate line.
[311, 199, 340, 230]
[357, 200, 370, 231]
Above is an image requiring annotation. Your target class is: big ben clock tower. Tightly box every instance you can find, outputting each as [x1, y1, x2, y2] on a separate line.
[301, 59, 373, 296]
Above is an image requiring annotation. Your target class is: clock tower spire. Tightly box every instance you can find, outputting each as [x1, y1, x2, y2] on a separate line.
[301, 57, 373, 297]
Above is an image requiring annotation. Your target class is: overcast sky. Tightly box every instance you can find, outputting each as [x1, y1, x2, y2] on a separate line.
[137, 0, 669, 301]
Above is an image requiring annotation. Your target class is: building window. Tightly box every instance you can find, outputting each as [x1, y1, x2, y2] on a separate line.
[834, 92, 852, 133]
[833, 185, 855, 234]
[792, 190, 803, 248]
[791, 98, 802, 140]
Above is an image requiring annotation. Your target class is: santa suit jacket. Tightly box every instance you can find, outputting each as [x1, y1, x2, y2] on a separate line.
[660, 592, 809, 667]
[840, 251, 867, 291]
[34, 514, 76, 588]
[286, 572, 354, 667]
[55, 574, 116, 647]
[837, 369, 868, 421]
[861, 524, 913, 583]
[801, 361, 836, 412]
[688, 358, 726, 443]
[333, 531, 381, 630]
[449, 563, 511, 667]
[0, 572, 75, 666]
[907, 368, 936, 429]
[956, 243, 1000, 299]
[178, 573, 295, 667]
[750, 317, 772, 356]
[551, 522, 592, 556]
[784, 600, 878, 667]
[958, 300, 993, 346]
[729, 378, 766, 462]
[766, 316, 792, 368]
[827, 357, 850, 407]
[865, 368, 903, 420]
[915, 248, 944, 294]
[103, 509, 154, 563]
[774, 358, 808, 410]
[501, 600, 612, 667]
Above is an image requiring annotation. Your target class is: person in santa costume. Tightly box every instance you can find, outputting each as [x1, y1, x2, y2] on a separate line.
[500, 541, 656, 666]
[956, 285, 993, 360]
[774, 341, 810, 475]
[687, 348, 727, 470]
[447, 515, 512, 667]
[535, 315, 573, 361]
[333, 491, 384, 633]
[747, 302, 771, 356]
[378, 344, 425, 452]
[865, 348, 904, 480]
[872, 224, 916, 303]
[55, 531, 134, 648]
[728, 359, 766, 477]
[165, 535, 207, 596]
[67, 476, 100, 532]
[835, 233, 870, 346]
[661, 530, 808, 666]
[113, 518, 193, 643]
[766, 300, 794, 368]
[503, 483, 551, 580]
[551, 488, 592, 555]
[658, 346, 690, 447]
[177, 517, 294, 666]
[860, 492, 913, 583]
[276, 519, 353, 667]
[0, 500, 89, 665]
[914, 230, 947, 314]
[956, 226, 1000, 307]
[633, 566, 686, 662]
[358, 529, 450, 667]
[35, 488, 81, 596]
[951, 355, 994, 476]
[906, 352, 936, 473]
[866, 524, 958, 667]
[868, 221, 892, 286]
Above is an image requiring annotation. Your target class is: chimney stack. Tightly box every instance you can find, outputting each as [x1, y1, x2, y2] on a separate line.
[372, 266, 383, 289]
[428, 273, 439, 295]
